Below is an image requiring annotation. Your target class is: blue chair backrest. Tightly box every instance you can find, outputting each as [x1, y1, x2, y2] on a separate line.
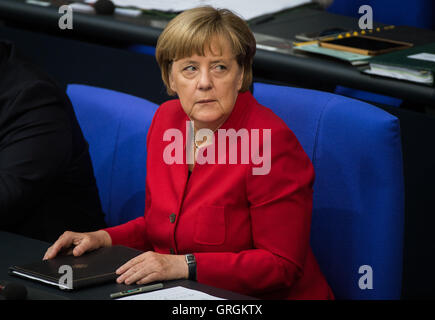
[327, 0, 435, 30]
[253, 82, 405, 299]
[66, 84, 159, 227]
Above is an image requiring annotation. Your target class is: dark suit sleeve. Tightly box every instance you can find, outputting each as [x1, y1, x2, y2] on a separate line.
[0, 80, 72, 226]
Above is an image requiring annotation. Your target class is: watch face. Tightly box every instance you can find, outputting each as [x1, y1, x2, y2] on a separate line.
[186, 254, 195, 264]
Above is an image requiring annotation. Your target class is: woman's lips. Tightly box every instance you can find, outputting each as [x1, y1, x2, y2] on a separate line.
[197, 99, 216, 104]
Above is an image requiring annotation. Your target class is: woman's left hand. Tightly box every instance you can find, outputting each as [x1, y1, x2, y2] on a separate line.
[115, 251, 189, 285]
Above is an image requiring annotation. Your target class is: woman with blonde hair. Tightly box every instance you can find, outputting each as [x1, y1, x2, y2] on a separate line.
[44, 6, 333, 300]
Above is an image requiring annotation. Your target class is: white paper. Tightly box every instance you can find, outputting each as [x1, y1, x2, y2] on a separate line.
[408, 52, 435, 63]
[70, 3, 95, 14]
[364, 64, 433, 84]
[114, 8, 143, 17]
[10, 270, 70, 290]
[117, 286, 226, 300]
[25, 0, 51, 7]
[86, 0, 312, 20]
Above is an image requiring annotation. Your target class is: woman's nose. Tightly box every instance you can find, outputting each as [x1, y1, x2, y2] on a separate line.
[197, 70, 212, 90]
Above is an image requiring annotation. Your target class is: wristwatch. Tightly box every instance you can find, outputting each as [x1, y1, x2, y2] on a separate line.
[185, 254, 197, 281]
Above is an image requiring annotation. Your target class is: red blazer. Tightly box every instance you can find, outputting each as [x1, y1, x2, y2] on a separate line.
[105, 91, 334, 299]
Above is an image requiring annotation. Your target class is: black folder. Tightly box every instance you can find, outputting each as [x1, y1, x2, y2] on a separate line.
[9, 245, 142, 290]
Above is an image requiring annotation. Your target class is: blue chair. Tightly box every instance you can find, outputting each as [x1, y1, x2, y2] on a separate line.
[66, 84, 159, 227]
[253, 82, 404, 299]
[327, 0, 435, 30]
[127, 44, 156, 56]
[334, 86, 402, 108]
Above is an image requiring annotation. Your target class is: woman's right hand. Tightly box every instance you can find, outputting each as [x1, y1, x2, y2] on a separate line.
[42, 230, 112, 260]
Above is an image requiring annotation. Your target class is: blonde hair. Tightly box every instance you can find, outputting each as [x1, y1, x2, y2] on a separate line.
[156, 6, 256, 96]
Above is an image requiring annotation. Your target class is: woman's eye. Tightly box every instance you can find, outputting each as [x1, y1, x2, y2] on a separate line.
[183, 66, 196, 72]
[214, 65, 227, 71]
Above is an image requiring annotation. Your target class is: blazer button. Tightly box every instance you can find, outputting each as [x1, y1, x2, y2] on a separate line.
[169, 213, 176, 223]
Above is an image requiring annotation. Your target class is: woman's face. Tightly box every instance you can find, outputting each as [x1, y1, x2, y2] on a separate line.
[169, 37, 244, 131]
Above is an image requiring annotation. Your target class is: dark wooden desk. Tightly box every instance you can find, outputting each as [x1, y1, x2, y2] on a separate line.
[0, 231, 254, 300]
[1, 0, 434, 108]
